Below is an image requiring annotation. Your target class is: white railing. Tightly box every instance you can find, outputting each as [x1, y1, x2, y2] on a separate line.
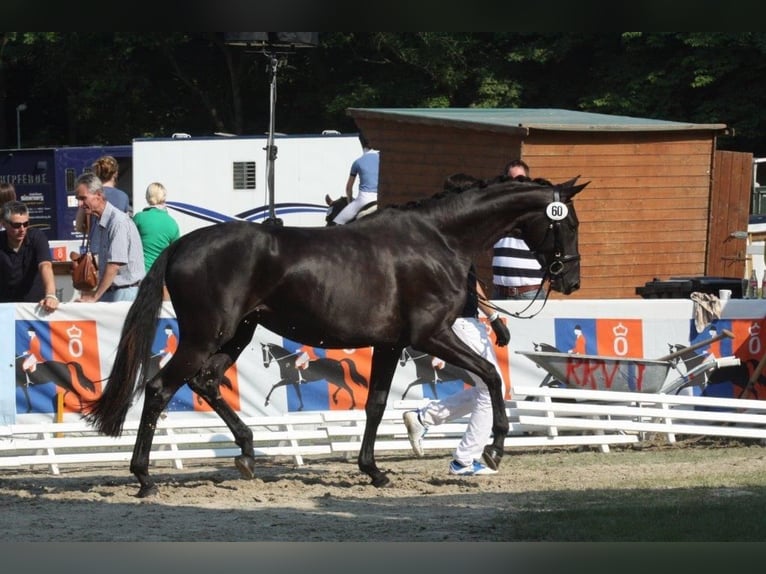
[3, 390, 765, 476]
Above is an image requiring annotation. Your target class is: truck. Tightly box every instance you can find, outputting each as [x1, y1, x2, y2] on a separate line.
[0, 145, 132, 242]
[131, 133, 361, 235]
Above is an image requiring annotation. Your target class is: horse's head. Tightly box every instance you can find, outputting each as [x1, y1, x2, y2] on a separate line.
[510, 177, 587, 296]
[260, 343, 273, 367]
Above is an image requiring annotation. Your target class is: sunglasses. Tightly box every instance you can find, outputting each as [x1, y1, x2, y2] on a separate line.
[8, 221, 30, 229]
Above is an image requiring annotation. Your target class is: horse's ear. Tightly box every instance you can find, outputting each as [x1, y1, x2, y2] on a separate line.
[559, 176, 580, 188]
[325, 194, 333, 206]
[572, 181, 589, 196]
[559, 176, 589, 199]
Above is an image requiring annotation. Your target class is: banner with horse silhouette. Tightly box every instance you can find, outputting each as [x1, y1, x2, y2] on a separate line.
[3, 298, 766, 426]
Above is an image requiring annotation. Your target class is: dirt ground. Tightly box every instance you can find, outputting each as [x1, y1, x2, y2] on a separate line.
[1, 438, 765, 542]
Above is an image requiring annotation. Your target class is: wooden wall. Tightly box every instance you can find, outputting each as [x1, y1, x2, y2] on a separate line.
[353, 114, 742, 299]
[522, 131, 717, 299]
[707, 150, 752, 278]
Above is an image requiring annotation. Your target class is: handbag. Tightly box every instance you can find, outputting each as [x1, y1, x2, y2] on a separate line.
[71, 217, 98, 291]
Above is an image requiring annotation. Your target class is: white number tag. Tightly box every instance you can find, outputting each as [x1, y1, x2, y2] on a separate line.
[546, 201, 568, 221]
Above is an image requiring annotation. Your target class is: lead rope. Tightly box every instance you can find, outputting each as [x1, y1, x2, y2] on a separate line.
[477, 274, 552, 320]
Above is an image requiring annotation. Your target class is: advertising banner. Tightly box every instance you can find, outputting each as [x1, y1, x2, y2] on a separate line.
[4, 299, 766, 428]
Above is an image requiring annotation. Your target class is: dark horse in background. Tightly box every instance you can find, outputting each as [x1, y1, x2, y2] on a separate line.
[15, 356, 96, 413]
[399, 346, 475, 400]
[85, 173, 586, 497]
[324, 193, 377, 225]
[261, 342, 368, 409]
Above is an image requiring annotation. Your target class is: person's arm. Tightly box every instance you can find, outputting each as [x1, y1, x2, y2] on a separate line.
[37, 261, 59, 312]
[77, 262, 120, 302]
[477, 281, 510, 346]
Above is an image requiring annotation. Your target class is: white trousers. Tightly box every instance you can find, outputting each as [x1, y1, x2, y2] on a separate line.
[333, 191, 377, 224]
[419, 317, 505, 466]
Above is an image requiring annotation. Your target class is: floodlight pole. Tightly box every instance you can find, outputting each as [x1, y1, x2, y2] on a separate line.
[263, 51, 282, 226]
[16, 103, 27, 149]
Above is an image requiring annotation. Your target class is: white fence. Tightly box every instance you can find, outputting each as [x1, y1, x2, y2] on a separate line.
[3, 391, 766, 476]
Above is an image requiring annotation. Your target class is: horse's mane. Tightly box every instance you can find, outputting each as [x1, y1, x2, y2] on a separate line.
[384, 173, 556, 213]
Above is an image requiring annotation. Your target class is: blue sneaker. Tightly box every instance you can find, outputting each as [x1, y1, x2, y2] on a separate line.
[449, 460, 498, 476]
[403, 410, 427, 457]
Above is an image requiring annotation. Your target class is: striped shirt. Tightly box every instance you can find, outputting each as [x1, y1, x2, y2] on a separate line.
[492, 236, 544, 287]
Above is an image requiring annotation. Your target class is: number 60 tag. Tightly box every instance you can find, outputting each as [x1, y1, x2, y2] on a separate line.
[546, 201, 568, 221]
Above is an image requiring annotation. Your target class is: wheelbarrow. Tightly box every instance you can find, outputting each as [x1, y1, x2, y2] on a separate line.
[516, 329, 741, 394]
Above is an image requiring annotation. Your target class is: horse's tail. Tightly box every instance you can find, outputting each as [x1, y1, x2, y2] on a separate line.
[83, 248, 170, 436]
[340, 358, 369, 388]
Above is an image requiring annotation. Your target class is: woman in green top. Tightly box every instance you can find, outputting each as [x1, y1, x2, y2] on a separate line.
[133, 182, 180, 271]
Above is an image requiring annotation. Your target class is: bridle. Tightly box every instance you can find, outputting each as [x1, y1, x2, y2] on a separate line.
[539, 189, 580, 278]
[486, 190, 579, 320]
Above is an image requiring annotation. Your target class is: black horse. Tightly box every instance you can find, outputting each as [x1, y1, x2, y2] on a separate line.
[398, 346, 475, 399]
[15, 356, 97, 413]
[324, 193, 377, 225]
[261, 342, 368, 409]
[84, 172, 585, 497]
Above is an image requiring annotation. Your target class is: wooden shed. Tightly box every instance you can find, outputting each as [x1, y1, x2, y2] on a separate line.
[347, 108, 752, 299]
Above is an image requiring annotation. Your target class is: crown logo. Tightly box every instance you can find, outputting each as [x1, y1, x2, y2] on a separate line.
[67, 324, 82, 339]
[749, 322, 761, 337]
[612, 322, 628, 337]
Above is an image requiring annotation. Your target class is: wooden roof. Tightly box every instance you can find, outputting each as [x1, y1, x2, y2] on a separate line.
[347, 107, 728, 136]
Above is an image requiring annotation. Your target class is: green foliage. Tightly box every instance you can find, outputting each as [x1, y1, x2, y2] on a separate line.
[3, 32, 766, 155]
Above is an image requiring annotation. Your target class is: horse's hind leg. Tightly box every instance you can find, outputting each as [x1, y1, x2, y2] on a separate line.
[187, 316, 259, 478]
[188, 362, 256, 478]
[130, 315, 257, 497]
[358, 345, 401, 487]
[131, 375, 186, 497]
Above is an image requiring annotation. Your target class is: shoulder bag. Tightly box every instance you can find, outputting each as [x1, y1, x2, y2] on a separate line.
[71, 217, 98, 292]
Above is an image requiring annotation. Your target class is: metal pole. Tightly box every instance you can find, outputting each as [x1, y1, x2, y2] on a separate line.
[16, 106, 23, 148]
[15, 103, 27, 148]
[263, 53, 282, 226]
[16, 103, 27, 148]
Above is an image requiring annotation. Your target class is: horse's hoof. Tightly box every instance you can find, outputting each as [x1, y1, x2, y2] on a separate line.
[234, 455, 256, 479]
[371, 473, 391, 488]
[481, 446, 503, 471]
[136, 484, 159, 498]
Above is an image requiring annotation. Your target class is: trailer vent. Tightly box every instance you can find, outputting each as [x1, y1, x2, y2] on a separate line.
[233, 161, 256, 190]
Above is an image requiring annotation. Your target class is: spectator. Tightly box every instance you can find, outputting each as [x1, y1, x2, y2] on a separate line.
[0, 182, 17, 231]
[331, 133, 379, 225]
[73, 173, 145, 302]
[92, 155, 131, 213]
[402, 265, 509, 476]
[491, 159, 545, 300]
[0, 200, 59, 312]
[75, 155, 131, 242]
[133, 182, 180, 271]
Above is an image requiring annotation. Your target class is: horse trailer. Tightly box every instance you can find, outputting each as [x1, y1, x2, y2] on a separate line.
[131, 133, 362, 237]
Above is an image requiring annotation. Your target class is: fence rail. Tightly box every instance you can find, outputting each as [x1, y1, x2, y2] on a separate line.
[2, 392, 765, 476]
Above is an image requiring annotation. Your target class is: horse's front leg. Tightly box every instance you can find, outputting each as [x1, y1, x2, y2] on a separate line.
[358, 346, 401, 487]
[481, 372, 509, 471]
